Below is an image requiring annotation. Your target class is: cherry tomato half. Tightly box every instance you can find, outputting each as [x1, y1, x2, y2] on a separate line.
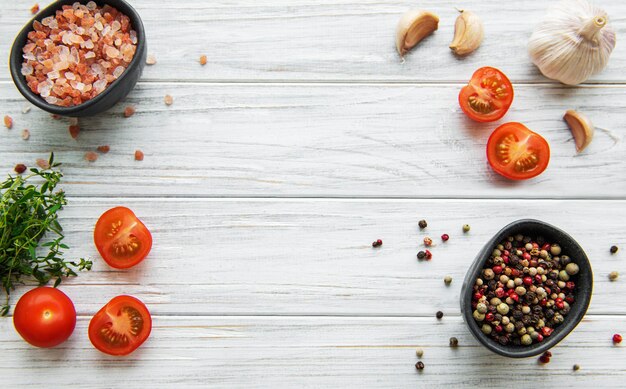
[487, 122, 550, 180]
[94, 207, 152, 269]
[88, 295, 152, 356]
[459, 67, 514, 122]
[13, 287, 76, 348]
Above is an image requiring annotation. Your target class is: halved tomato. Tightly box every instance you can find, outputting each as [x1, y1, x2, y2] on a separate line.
[487, 122, 550, 180]
[94, 207, 152, 269]
[88, 295, 152, 356]
[459, 67, 514, 122]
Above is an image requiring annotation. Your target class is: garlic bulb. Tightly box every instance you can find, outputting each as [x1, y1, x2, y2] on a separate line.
[528, 0, 616, 85]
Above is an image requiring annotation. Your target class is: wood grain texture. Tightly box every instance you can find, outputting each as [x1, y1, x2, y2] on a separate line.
[1, 81, 625, 198]
[1, 0, 625, 83]
[3, 198, 624, 316]
[1, 315, 624, 388]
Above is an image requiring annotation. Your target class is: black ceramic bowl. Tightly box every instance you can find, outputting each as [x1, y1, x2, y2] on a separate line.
[9, 0, 146, 117]
[460, 219, 593, 358]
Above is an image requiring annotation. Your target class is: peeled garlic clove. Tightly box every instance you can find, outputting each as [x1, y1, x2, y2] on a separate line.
[450, 10, 484, 56]
[528, 0, 616, 85]
[563, 110, 594, 152]
[396, 10, 439, 57]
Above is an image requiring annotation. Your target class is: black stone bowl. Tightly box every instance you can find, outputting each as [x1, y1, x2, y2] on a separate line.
[9, 0, 146, 117]
[460, 219, 593, 358]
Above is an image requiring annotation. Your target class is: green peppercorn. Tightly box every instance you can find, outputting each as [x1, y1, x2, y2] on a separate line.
[505, 323, 515, 333]
[476, 303, 488, 314]
[497, 303, 510, 315]
[521, 334, 532, 345]
[559, 270, 570, 281]
[449, 337, 459, 347]
[565, 263, 579, 276]
[418, 219, 427, 229]
[462, 224, 470, 233]
[609, 271, 619, 281]
[610, 245, 618, 254]
[416, 348, 424, 358]
[481, 324, 492, 335]
[444, 275, 452, 285]
[483, 269, 495, 280]
[473, 310, 485, 321]
[550, 244, 562, 256]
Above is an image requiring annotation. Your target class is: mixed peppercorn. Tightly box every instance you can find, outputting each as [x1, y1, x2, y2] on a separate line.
[471, 234, 579, 346]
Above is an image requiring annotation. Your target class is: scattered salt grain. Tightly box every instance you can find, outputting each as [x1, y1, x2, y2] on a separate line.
[200, 55, 207, 65]
[22, 105, 32, 114]
[31, 4, 39, 14]
[164, 95, 173, 106]
[134, 150, 144, 161]
[113, 66, 125, 78]
[21, 129, 30, 140]
[36, 158, 50, 169]
[97, 145, 110, 153]
[146, 54, 156, 65]
[69, 124, 80, 139]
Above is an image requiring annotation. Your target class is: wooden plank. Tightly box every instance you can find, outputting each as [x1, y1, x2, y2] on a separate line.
[0, 315, 624, 388]
[1, 1, 625, 83]
[1, 82, 625, 198]
[2, 198, 624, 316]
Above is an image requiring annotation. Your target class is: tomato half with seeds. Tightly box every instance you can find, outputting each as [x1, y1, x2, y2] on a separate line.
[88, 295, 152, 356]
[13, 287, 76, 348]
[459, 67, 514, 122]
[487, 122, 550, 180]
[94, 207, 152, 269]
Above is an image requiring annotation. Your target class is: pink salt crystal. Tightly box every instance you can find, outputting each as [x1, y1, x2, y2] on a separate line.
[112, 66, 124, 78]
[36, 158, 50, 169]
[146, 54, 156, 65]
[105, 46, 119, 58]
[69, 124, 80, 139]
[4, 115, 13, 129]
[134, 150, 144, 161]
[93, 80, 107, 94]
[85, 51, 95, 59]
[97, 145, 110, 153]
[21, 129, 30, 140]
[123, 105, 136, 118]
[84, 151, 98, 162]
[86, 1, 96, 10]
[84, 39, 94, 49]
[164, 95, 173, 106]
[23, 43, 36, 53]
[65, 71, 76, 80]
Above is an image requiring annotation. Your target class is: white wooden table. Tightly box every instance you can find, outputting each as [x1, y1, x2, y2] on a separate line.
[1, 1, 625, 387]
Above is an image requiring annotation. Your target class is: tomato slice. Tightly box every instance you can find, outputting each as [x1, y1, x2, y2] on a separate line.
[88, 295, 152, 356]
[459, 67, 514, 122]
[94, 207, 152, 269]
[487, 122, 550, 180]
[13, 287, 76, 348]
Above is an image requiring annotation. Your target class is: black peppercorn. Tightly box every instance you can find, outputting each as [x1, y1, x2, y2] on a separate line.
[504, 241, 513, 250]
[513, 310, 523, 321]
[417, 251, 426, 260]
[515, 321, 524, 331]
[418, 220, 427, 229]
[436, 311, 444, 319]
[415, 361, 425, 371]
[512, 338, 521, 346]
[498, 336, 509, 345]
[610, 245, 618, 254]
[522, 315, 531, 325]
[449, 337, 458, 347]
[545, 309, 555, 319]
[560, 256, 572, 266]
[494, 313, 503, 322]
[532, 305, 543, 315]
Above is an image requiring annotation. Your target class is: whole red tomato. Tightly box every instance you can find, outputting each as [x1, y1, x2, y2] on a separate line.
[13, 287, 76, 348]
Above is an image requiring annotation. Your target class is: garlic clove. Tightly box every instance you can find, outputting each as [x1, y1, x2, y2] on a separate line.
[450, 10, 484, 56]
[563, 110, 594, 152]
[396, 10, 439, 57]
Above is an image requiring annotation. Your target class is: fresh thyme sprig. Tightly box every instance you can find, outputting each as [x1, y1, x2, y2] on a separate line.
[0, 153, 92, 316]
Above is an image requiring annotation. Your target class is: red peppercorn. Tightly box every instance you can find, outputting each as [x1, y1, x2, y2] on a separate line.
[485, 312, 494, 322]
[493, 265, 503, 274]
[523, 276, 533, 286]
[510, 293, 519, 303]
[566, 281, 575, 290]
[540, 298, 547, 307]
[441, 234, 449, 242]
[372, 239, 382, 247]
[503, 256, 509, 264]
[534, 275, 542, 284]
[495, 325, 503, 333]
[542, 243, 551, 251]
[536, 334, 544, 342]
[503, 250, 510, 257]
[544, 287, 551, 295]
[473, 292, 482, 301]
[522, 252, 531, 261]
[555, 297, 564, 310]
[539, 355, 550, 364]
[532, 242, 539, 249]
[565, 295, 575, 304]
[541, 327, 554, 337]
[613, 334, 623, 344]
[511, 269, 520, 277]
[424, 250, 432, 260]
[496, 288, 505, 298]
[544, 351, 552, 358]
[529, 260, 538, 268]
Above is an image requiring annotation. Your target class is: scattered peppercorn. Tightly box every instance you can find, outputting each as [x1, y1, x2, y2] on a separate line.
[423, 237, 433, 246]
[444, 275, 452, 285]
[462, 224, 470, 233]
[538, 351, 551, 364]
[69, 124, 80, 139]
[417, 220, 427, 230]
[124, 105, 136, 118]
[424, 250, 432, 260]
[14, 164, 27, 174]
[134, 150, 144, 161]
[610, 245, 618, 254]
[417, 251, 426, 260]
[449, 337, 458, 347]
[200, 55, 208, 65]
[609, 271, 619, 281]
[613, 334, 622, 344]
[4, 115, 13, 129]
[372, 239, 383, 248]
[436, 311, 444, 319]
[573, 364, 580, 371]
[415, 361, 424, 371]
[416, 348, 424, 358]
[441, 233, 449, 242]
